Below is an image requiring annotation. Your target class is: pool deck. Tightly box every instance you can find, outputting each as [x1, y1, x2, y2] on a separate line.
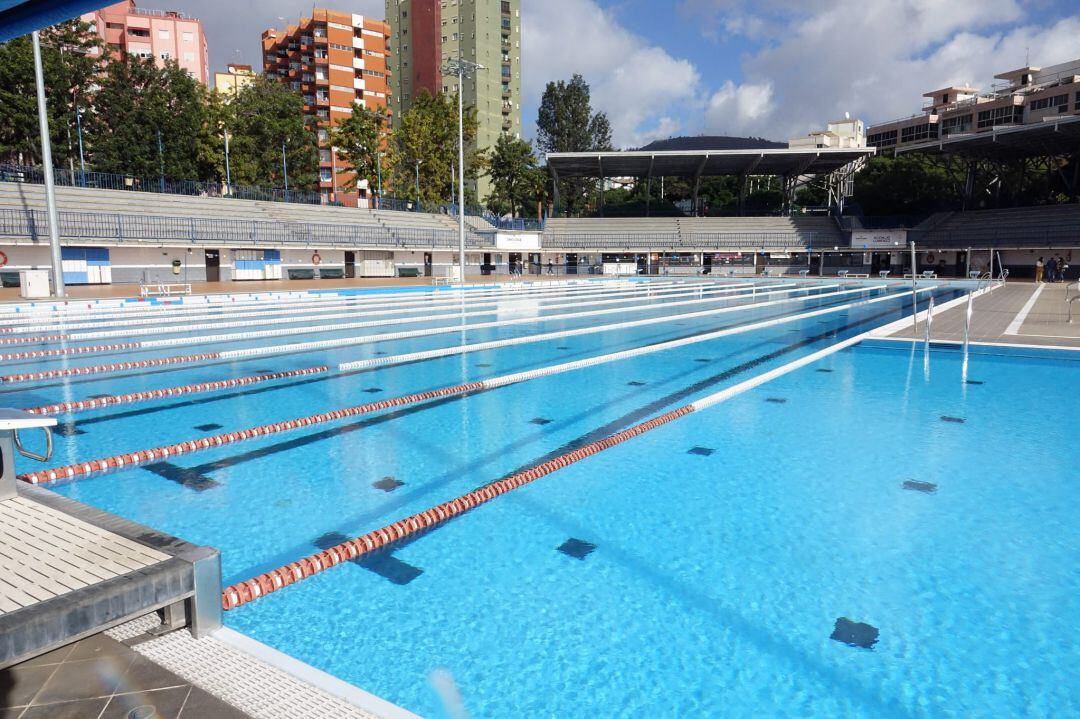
[0, 273, 580, 302]
[879, 282, 1080, 349]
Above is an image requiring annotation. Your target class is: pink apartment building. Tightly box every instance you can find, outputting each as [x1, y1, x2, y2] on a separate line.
[81, 0, 209, 85]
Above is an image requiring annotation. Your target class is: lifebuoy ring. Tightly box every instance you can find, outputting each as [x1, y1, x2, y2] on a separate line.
[925, 252, 936, 264]
[311, 252, 322, 266]
[0, 251, 7, 267]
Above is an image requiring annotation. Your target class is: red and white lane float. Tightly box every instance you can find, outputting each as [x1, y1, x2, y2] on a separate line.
[25, 366, 328, 416]
[220, 404, 694, 609]
[18, 381, 485, 484]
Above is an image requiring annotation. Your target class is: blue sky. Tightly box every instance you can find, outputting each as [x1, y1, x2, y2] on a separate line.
[147, 0, 1080, 148]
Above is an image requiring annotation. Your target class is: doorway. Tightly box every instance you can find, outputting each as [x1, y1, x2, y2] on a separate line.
[423, 252, 433, 277]
[204, 249, 220, 283]
[344, 251, 356, 279]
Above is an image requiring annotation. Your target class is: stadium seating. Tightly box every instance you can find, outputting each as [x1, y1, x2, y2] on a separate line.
[917, 204, 1080, 247]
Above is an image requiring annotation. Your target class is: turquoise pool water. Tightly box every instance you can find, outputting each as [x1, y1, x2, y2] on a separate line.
[9, 279, 1075, 718]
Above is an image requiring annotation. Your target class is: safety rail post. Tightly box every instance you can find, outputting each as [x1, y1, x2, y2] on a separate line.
[0, 408, 57, 501]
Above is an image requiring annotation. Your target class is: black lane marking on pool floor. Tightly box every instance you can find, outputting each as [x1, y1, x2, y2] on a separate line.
[142, 462, 221, 491]
[134, 291, 943, 503]
[530, 417, 553, 425]
[940, 415, 966, 424]
[312, 531, 423, 584]
[688, 446, 715, 456]
[627, 381, 646, 386]
[42, 318, 740, 428]
[194, 423, 223, 432]
[903, 480, 937, 493]
[228, 293, 946, 581]
[373, 476, 404, 492]
[815, 368, 834, 373]
[830, 618, 878, 649]
[52, 422, 86, 437]
[764, 397, 787, 404]
[557, 538, 596, 560]
[964, 380, 984, 385]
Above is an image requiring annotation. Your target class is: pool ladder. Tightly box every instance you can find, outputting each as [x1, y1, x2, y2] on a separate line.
[1068, 281, 1079, 323]
[0, 408, 56, 501]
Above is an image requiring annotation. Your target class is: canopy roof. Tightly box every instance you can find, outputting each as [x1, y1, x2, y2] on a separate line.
[895, 115, 1080, 160]
[546, 147, 876, 179]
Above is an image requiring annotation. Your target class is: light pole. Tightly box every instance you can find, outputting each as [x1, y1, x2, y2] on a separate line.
[223, 128, 232, 194]
[75, 106, 86, 187]
[156, 129, 165, 192]
[443, 56, 485, 284]
[32, 30, 65, 298]
[375, 151, 384, 209]
[414, 158, 422, 209]
[281, 139, 289, 199]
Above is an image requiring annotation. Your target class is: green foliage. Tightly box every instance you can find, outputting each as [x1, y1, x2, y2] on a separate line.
[484, 134, 540, 218]
[227, 77, 318, 190]
[91, 56, 211, 180]
[330, 102, 391, 195]
[390, 89, 481, 207]
[0, 20, 102, 166]
[852, 154, 957, 215]
[536, 74, 612, 215]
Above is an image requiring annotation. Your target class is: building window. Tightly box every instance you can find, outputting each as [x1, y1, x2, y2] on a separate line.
[158, 29, 169, 39]
[940, 114, 972, 136]
[1029, 94, 1069, 112]
[867, 129, 897, 147]
[319, 149, 332, 162]
[976, 105, 1023, 129]
[183, 51, 194, 62]
[160, 51, 171, 60]
[128, 28, 150, 37]
[183, 31, 193, 42]
[320, 168, 333, 182]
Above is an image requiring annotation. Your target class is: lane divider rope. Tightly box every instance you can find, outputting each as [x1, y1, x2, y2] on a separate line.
[18, 286, 925, 486]
[0, 283, 842, 383]
[220, 287, 942, 610]
[0, 283, 796, 362]
[24, 366, 328, 416]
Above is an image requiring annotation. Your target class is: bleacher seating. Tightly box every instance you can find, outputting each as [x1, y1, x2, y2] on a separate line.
[543, 215, 843, 249]
[917, 204, 1080, 247]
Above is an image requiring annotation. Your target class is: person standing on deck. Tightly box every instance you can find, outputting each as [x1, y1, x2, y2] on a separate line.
[1035, 257, 1044, 283]
[1046, 256, 1058, 283]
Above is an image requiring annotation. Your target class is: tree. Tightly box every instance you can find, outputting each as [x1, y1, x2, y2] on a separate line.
[390, 89, 480, 208]
[852, 154, 957, 216]
[228, 77, 318, 190]
[0, 20, 102, 167]
[485, 134, 539, 217]
[535, 74, 612, 215]
[91, 56, 213, 180]
[330, 102, 391, 197]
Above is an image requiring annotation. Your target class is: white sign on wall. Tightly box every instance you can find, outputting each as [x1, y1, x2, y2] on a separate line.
[495, 233, 541, 251]
[851, 229, 908, 249]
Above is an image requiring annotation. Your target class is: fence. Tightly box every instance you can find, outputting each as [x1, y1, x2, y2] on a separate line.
[0, 208, 494, 250]
[1, 164, 323, 206]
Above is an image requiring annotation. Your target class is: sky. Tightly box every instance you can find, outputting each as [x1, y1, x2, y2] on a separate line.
[137, 0, 1080, 148]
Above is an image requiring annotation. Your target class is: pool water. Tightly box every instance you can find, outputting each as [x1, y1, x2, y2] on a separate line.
[9, 279, 1076, 718]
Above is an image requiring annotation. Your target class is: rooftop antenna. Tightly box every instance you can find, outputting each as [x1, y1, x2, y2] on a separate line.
[1025, 46, 1029, 66]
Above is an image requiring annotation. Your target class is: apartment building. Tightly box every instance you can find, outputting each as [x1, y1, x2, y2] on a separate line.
[867, 58, 1080, 150]
[214, 63, 257, 98]
[81, 0, 209, 85]
[262, 10, 392, 207]
[386, 0, 523, 201]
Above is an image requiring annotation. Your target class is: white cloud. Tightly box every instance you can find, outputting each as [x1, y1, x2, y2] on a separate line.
[680, 0, 1080, 139]
[522, 0, 702, 148]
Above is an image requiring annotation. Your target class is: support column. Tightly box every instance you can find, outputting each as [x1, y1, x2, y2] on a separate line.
[691, 154, 709, 216]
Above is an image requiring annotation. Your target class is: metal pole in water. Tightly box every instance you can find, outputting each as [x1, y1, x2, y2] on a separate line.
[924, 294, 934, 348]
[32, 31, 66, 298]
[910, 240, 918, 337]
[963, 291, 973, 352]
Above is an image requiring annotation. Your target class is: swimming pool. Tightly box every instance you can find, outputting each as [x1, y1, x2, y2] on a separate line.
[7, 278, 1076, 718]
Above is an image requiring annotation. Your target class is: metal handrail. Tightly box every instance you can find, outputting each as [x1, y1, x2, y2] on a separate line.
[13, 426, 52, 462]
[1068, 280, 1080, 323]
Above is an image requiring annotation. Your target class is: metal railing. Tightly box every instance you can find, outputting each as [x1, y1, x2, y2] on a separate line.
[0, 207, 492, 249]
[0, 163, 322, 206]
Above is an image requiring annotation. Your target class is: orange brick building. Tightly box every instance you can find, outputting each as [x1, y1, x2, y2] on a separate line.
[262, 10, 392, 207]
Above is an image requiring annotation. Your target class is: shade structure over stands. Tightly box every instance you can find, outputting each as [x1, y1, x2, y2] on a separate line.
[545, 147, 876, 215]
[895, 114, 1080, 161]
